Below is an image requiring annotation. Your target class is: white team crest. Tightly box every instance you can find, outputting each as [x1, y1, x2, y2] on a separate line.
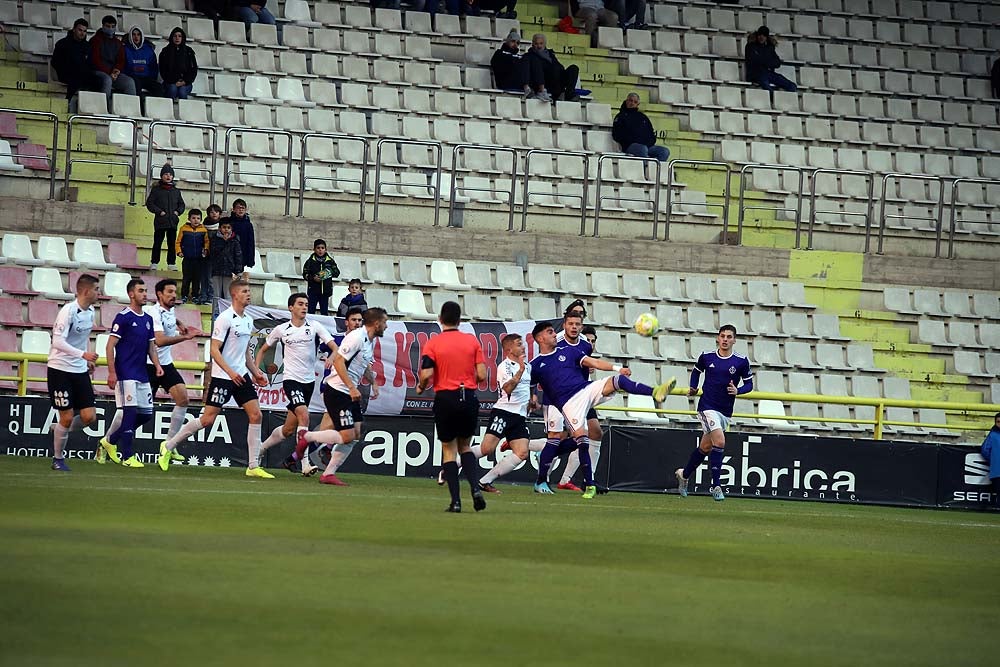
[558, 355, 566, 362]
[729, 367, 736, 374]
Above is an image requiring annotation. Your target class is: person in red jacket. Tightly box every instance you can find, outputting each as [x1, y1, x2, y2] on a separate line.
[89, 15, 136, 106]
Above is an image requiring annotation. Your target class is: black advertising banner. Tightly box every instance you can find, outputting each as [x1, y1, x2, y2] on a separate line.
[935, 444, 999, 510]
[609, 426, 943, 507]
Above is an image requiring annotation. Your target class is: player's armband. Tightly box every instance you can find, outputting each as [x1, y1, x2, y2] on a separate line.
[420, 355, 435, 369]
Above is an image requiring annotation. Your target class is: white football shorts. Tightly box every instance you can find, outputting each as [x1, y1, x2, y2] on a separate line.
[115, 379, 153, 411]
[697, 409, 731, 434]
[561, 382, 611, 434]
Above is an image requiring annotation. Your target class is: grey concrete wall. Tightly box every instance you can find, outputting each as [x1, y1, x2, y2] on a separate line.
[0, 197, 124, 239]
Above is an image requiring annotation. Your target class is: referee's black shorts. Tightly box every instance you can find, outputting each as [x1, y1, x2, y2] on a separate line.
[433, 389, 480, 442]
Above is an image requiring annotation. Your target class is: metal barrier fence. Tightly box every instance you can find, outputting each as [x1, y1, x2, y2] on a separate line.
[661, 159, 731, 242]
[64, 114, 138, 205]
[0, 108, 58, 200]
[145, 120, 219, 203]
[0, 350, 995, 440]
[805, 168, 875, 251]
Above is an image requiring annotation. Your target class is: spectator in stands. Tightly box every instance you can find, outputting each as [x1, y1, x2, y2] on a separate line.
[159, 28, 198, 100]
[209, 219, 244, 300]
[612, 92, 669, 161]
[620, 0, 647, 29]
[232, 0, 278, 30]
[302, 239, 341, 316]
[337, 278, 368, 317]
[199, 204, 224, 304]
[222, 199, 255, 279]
[146, 164, 186, 271]
[571, 0, 619, 48]
[481, 0, 518, 19]
[89, 15, 137, 104]
[992, 57, 1000, 99]
[51, 19, 102, 110]
[194, 0, 227, 25]
[982, 413, 1000, 503]
[491, 30, 527, 91]
[524, 33, 580, 102]
[124, 26, 162, 99]
[744, 26, 797, 92]
[445, 0, 481, 16]
[175, 208, 210, 304]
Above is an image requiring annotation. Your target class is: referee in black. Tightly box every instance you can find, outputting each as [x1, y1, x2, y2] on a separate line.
[416, 301, 488, 513]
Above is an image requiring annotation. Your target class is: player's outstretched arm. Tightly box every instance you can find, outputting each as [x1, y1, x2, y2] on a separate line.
[581, 355, 627, 374]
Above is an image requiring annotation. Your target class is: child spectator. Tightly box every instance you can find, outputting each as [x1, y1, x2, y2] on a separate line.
[175, 208, 210, 304]
[146, 163, 185, 271]
[221, 198, 255, 279]
[302, 238, 341, 315]
[337, 278, 368, 317]
[199, 204, 223, 303]
[209, 220, 244, 299]
[123, 25, 162, 98]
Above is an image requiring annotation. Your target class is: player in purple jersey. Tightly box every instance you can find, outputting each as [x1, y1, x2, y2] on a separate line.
[101, 279, 162, 468]
[676, 324, 754, 501]
[529, 321, 675, 498]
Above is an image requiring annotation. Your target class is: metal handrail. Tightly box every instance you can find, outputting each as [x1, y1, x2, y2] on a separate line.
[371, 138, 443, 225]
[806, 168, 875, 251]
[221, 126, 294, 215]
[662, 159, 731, 242]
[64, 114, 137, 205]
[297, 133, 370, 220]
[876, 172, 945, 256]
[946, 177, 1000, 259]
[447, 143, 518, 230]
[145, 120, 219, 203]
[522, 149, 590, 234]
[738, 163, 805, 247]
[0, 108, 58, 200]
[594, 154, 661, 238]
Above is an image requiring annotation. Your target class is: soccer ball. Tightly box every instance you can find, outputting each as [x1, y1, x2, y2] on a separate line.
[633, 313, 659, 337]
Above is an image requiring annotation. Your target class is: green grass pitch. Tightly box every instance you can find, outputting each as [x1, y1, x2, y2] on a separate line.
[2, 456, 999, 667]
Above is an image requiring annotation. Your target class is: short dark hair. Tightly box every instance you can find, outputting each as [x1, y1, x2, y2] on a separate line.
[501, 333, 522, 350]
[288, 292, 307, 307]
[126, 278, 143, 294]
[101, 15, 116, 25]
[188, 208, 202, 219]
[439, 301, 461, 326]
[581, 325, 597, 338]
[75, 273, 99, 291]
[219, 219, 232, 227]
[532, 321, 554, 338]
[348, 278, 362, 287]
[563, 311, 583, 323]
[207, 204, 223, 215]
[719, 324, 737, 336]
[155, 278, 177, 295]
[73, 18, 88, 29]
[564, 299, 587, 317]
[363, 306, 387, 325]
[313, 238, 326, 248]
[232, 198, 247, 208]
[346, 306, 365, 318]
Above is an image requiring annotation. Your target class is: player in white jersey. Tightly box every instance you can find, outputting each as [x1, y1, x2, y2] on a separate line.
[46, 274, 101, 471]
[136, 278, 198, 463]
[254, 292, 337, 474]
[297, 307, 389, 486]
[470, 333, 534, 493]
[156, 279, 273, 478]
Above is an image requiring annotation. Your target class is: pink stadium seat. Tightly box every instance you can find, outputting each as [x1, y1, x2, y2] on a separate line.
[0, 112, 27, 140]
[0, 267, 39, 296]
[99, 304, 121, 330]
[175, 307, 204, 333]
[26, 299, 60, 327]
[26, 362, 47, 394]
[0, 296, 26, 326]
[15, 143, 51, 171]
[0, 329, 17, 390]
[171, 339, 201, 362]
[106, 242, 146, 271]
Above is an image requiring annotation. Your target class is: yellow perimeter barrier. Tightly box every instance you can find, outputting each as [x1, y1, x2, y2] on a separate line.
[3, 353, 996, 440]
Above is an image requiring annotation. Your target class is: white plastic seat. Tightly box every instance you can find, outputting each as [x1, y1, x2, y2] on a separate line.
[37, 236, 79, 269]
[262, 281, 291, 307]
[31, 267, 71, 300]
[758, 400, 799, 430]
[72, 239, 115, 270]
[2, 234, 42, 266]
[397, 289, 434, 320]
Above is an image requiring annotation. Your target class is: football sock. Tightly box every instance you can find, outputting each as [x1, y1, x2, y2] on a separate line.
[590, 440, 602, 473]
[326, 443, 354, 474]
[443, 460, 461, 504]
[106, 410, 122, 442]
[246, 424, 262, 470]
[168, 406, 187, 440]
[469, 444, 483, 458]
[261, 425, 286, 450]
[614, 375, 653, 396]
[682, 447, 708, 480]
[108, 406, 134, 445]
[560, 450, 581, 485]
[527, 438, 547, 453]
[52, 423, 69, 459]
[536, 438, 561, 483]
[709, 446, 725, 487]
[575, 435, 594, 486]
[304, 429, 344, 446]
[166, 418, 203, 451]
[480, 450, 524, 484]
[556, 438, 579, 456]
[460, 450, 479, 490]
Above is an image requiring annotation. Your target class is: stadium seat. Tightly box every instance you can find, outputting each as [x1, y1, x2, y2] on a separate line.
[0, 296, 25, 326]
[73, 239, 116, 270]
[758, 400, 799, 431]
[365, 257, 403, 285]
[262, 281, 291, 308]
[2, 234, 42, 266]
[396, 289, 434, 320]
[36, 236, 79, 269]
[31, 267, 71, 300]
[20, 329, 50, 355]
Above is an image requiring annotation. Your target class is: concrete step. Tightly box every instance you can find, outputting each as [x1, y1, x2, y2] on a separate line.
[840, 322, 910, 344]
[910, 384, 983, 404]
[873, 351, 946, 374]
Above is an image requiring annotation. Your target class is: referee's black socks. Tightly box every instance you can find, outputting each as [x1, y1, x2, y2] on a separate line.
[443, 461, 461, 504]
[459, 451, 480, 492]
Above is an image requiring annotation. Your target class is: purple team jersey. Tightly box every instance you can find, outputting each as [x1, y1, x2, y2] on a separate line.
[692, 350, 753, 418]
[110, 308, 155, 382]
[530, 344, 590, 410]
[540, 334, 593, 406]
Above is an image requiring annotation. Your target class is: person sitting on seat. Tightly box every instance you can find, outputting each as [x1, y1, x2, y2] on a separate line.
[51, 18, 102, 109]
[124, 25, 162, 98]
[612, 92, 669, 161]
[744, 25, 797, 92]
[89, 15, 137, 104]
[524, 33, 580, 102]
[491, 30, 527, 91]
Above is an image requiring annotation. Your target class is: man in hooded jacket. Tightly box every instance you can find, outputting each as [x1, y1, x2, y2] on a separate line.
[612, 92, 669, 161]
[124, 26, 163, 98]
